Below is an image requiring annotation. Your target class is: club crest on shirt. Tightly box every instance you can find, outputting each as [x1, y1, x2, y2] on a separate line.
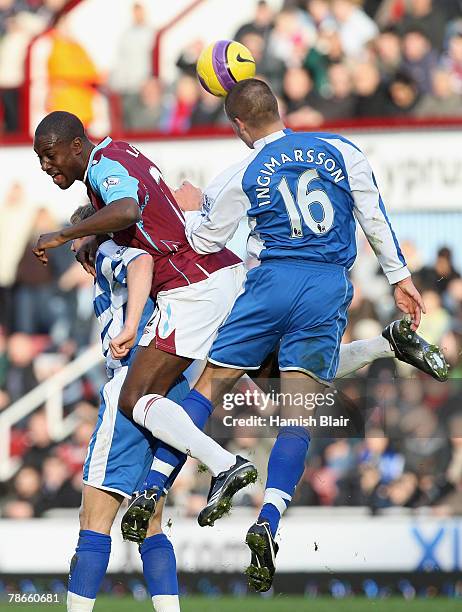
[203, 193, 214, 213]
[103, 177, 120, 190]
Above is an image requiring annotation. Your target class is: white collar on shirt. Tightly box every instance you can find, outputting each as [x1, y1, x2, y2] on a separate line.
[253, 129, 287, 150]
[83, 136, 112, 182]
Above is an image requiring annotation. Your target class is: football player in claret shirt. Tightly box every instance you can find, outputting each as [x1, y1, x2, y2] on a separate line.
[32, 111, 259, 547]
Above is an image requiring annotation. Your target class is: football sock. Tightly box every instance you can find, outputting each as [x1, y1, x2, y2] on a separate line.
[336, 336, 393, 378]
[143, 390, 214, 492]
[140, 533, 180, 612]
[67, 530, 111, 610]
[133, 394, 235, 476]
[259, 426, 310, 537]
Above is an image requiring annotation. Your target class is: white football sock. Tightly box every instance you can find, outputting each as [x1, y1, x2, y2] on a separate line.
[133, 394, 236, 476]
[67, 592, 95, 611]
[152, 594, 180, 611]
[336, 336, 393, 378]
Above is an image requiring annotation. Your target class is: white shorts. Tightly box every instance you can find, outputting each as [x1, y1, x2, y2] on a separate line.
[139, 264, 246, 360]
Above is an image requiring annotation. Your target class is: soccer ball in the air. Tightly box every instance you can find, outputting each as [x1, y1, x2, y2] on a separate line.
[196, 40, 256, 97]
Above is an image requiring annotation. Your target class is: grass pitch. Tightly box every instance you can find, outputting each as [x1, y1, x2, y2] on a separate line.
[1, 596, 460, 612]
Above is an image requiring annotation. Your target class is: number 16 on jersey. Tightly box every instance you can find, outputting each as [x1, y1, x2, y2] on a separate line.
[277, 168, 335, 238]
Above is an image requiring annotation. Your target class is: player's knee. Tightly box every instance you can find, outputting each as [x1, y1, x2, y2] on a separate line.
[118, 387, 137, 417]
[79, 505, 113, 535]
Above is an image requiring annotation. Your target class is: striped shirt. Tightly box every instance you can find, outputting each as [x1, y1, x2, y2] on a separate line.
[94, 240, 154, 374]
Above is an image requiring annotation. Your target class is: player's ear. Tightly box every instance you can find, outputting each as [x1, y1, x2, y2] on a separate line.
[71, 137, 83, 155]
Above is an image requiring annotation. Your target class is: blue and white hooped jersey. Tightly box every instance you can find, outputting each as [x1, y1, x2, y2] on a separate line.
[185, 129, 409, 284]
[94, 240, 154, 374]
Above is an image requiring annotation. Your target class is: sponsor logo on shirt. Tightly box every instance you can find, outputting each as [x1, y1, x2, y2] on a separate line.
[103, 177, 120, 190]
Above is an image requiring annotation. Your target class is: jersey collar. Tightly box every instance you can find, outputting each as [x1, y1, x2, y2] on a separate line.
[253, 128, 292, 151]
[83, 136, 112, 182]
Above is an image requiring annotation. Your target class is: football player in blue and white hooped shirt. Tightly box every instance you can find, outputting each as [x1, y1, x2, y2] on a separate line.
[171, 79, 426, 590]
[67, 205, 186, 612]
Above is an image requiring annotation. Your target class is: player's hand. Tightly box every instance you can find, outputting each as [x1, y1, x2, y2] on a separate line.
[33, 231, 67, 265]
[110, 326, 137, 359]
[173, 181, 203, 212]
[394, 277, 426, 330]
[75, 237, 99, 277]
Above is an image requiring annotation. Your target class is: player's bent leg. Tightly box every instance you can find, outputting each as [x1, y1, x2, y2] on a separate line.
[68, 486, 122, 611]
[140, 497, 180, 612]
[118, 344, 192, 418]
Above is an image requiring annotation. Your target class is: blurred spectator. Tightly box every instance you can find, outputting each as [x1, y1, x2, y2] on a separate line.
[330, 0, 378, 58]
[303, 30, 345, 96]
[190, 88, 226, 128]
[4, 333, 38, 404]
[0, 11, 44, 132]
[267, 7, 315, 67]
[240, 30, 286, 95]
[416, 69, 462, 117]
[385, 71, 421, 116]
[34, 455, 81, 515]
[109, 2, 153, 95]
[10, 465, 41, 510]
[175, 39, 204, 78]
[373, 26, 402, 79]
[441, 31, 462, 94]
[22, 411, 55, 469]
[235, 0, 274, 42]
[305, 0, 336, 31]
[47, 16, 102, 128]
[353, 61, 388, 117]
[320, 61, 356, 120]
[400, 28, 438, 94]
[123, 77, 166, 132]
[417, 290, 451, 344]
[398, 0, 446, 51]
[163, 75, 200, 133]
[0, 183, 36, 330]
[416, 247, 461, 294]
[282, 66, 324, 125]
[13, 208, 75, 335]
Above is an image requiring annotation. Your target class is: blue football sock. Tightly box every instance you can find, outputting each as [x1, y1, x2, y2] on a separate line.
[140, 533, 178, 597]
[259, 426, 310, 537]
[68, 530, 111, 599]
[143, 389, 213, 492]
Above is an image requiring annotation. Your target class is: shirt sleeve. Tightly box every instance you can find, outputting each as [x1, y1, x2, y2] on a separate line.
[88, 155, 140, 205]
[184, 162, 251, 254]
[324, 138, 410, 285]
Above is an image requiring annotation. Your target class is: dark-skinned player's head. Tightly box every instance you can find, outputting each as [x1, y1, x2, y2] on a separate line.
[224, 79, 283, 148]
[33, 111, 93, 190]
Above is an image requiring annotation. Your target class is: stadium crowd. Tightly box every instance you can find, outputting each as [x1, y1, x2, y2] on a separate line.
[2, 0, 462, 134]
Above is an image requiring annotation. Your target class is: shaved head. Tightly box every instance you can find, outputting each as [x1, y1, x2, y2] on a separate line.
[35, 111, 86, 143]
[33, 111, 93, 190]
[224, 79, 280, 129]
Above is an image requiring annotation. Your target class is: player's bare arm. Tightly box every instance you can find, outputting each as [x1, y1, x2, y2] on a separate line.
[110, 254, 154, 359]
[33, 198, 140, 265]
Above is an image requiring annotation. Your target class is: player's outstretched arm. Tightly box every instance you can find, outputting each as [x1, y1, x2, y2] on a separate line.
[176, 166, 250, 254]
[33, 198, 141, 265]
[110, 253, 153, 359]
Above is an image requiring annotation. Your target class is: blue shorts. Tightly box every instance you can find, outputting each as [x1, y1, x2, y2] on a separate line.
[83, 367, 190, 498]
[208, 260, 353, 384]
